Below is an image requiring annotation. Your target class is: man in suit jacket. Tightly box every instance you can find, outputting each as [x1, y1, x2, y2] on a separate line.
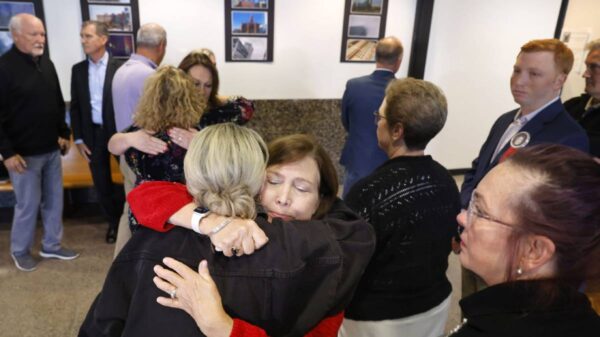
[70, 21, 124, 243]
[565, 39, 600, 157]
[459, 38, 589, 298]
[340, 37, 403, 197]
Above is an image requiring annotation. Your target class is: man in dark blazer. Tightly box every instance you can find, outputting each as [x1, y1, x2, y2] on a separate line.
[565, 39, 600, 157]
[340, 37, 403, 197]
[70, 21, 124, 243]
[460, 38, 589, 297]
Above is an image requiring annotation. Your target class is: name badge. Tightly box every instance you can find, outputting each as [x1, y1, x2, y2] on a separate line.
[510, 131, 530, 148]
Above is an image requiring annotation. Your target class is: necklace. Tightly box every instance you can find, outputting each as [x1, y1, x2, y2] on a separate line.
[446, 318, 467, 336]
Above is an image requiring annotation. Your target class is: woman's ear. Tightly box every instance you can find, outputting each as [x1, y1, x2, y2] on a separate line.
[391, 123, 404, 142]
[519, 234, 556, 277]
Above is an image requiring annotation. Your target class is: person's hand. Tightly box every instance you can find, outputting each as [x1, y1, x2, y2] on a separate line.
[131, 130, 168, 155]
[4, 154, 26, 173]
[76, 143, 91, 162]
[154, 258, 233, 337]
[58, 137, 71, 155]
[203, 215, 269, 257]
[168, 127, 197, 149]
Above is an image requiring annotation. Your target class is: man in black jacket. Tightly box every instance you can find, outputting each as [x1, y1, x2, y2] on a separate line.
[0, 13, 78, 272]
[565, 38, 600, 157]
[70, 21, 124, 243]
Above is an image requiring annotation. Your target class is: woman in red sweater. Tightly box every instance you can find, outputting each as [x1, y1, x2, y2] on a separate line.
[127, 133, 370, 336]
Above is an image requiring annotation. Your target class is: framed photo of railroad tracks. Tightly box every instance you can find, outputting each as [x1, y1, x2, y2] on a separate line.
[340, 0, 389, 62]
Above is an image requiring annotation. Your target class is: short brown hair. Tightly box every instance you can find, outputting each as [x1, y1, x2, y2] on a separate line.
[133, 66, 205, 132]
[266, 134, 338, 219]
[178, 52, 220, 109]
[520, 38, 574, 74]
[82, 20, 109, 38]
[383, 78, 447, 150]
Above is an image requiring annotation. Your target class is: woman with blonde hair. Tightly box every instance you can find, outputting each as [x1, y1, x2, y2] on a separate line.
[80, 125, 375, 337]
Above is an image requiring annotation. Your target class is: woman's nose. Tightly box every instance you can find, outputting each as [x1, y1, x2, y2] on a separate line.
[276, 187, 290, 206]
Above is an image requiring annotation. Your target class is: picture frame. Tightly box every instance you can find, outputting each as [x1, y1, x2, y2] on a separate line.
[80, 0, 139, 59]
[231, 10, 268, 35]
[88, 4, 133, 32]
[340, 0, 388, 63]
[88, 0, 130, 3]
[0, 0, 45, 57]
[0, 1, 34, 28]
[225, 0, 274, 62]
[231, 0, 267, 10]
[107, 33, 134, 57]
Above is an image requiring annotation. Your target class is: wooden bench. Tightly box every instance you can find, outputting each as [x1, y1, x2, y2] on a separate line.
[0, 142, 123, 192]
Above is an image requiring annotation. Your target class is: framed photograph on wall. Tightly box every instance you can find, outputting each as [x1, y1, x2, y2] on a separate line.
[0, 0, 45, 57]
[80, 0, 139, 59]
[340, 0, 388, 62]
[232, 0, 268, 10]
[225, 0, 274, 62]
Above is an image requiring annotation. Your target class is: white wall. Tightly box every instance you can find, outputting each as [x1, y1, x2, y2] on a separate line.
[44, 0, 416, 100]
[560, 0, 600, 100]
[41, 0, 563, 169]
[424, 0, 562, 169]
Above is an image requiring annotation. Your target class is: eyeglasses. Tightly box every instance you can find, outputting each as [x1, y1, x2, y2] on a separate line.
[373, 110, 386, 125]
[466, 191, 515, 229]
[585, 63, 600, 73]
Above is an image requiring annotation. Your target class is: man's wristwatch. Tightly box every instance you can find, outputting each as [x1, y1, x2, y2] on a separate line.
[191, 207, 210, 234]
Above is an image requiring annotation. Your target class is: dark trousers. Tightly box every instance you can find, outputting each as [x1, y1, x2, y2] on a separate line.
[89, 125, 124, 230]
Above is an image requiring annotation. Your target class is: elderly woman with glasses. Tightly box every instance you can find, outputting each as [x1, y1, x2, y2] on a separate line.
[450, 144, 600, 336]
[339, 78, 461, 337]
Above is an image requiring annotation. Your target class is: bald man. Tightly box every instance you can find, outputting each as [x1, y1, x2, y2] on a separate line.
[0, 14, 79, 271]
[340, 36, 403, 197]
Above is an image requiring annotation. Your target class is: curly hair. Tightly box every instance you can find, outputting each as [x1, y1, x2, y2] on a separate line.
[133, 66, 206, 132]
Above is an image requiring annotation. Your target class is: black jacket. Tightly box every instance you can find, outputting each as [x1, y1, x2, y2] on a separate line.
[564, 94, 600, 157]
[451, 280, 600, 337]
[0, 46, 70, 158]
[70, 55, 123, 144]
[79, 200, 376, 337]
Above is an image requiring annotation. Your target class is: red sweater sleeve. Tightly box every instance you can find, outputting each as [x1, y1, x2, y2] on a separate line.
[127, 181, 194, 232]
[229, 312, 344, 337]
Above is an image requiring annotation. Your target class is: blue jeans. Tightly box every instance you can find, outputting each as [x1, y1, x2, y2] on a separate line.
[8, 150, 63, 255]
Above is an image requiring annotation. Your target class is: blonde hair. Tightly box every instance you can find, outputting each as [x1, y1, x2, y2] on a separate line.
[184, 123, 268, 219]
[134, 66, 205, 132]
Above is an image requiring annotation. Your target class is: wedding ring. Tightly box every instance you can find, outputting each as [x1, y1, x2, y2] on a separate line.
[168, 288, 177, 299]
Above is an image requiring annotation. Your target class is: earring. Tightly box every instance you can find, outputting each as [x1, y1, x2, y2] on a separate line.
[516, 267, 523, 275]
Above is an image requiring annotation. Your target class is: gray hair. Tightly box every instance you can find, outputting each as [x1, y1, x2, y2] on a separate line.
[8, 15, 22, 34]
[82, 20, 109, 38]
[586, 39, 600, 52]
[136, 23, 166, 48]
[383, 78, 448, 150]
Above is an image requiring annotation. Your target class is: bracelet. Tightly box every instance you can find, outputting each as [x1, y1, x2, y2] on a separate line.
[209, 218, 232, 236]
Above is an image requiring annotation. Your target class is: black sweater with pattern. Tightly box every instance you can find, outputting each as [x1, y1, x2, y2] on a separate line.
[344, 155, 461, 320]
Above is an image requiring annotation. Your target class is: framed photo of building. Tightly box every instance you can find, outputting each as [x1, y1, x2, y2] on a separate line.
[80, 0, 139, 59]
[0, 0, 45, 57]
[340, 0, 388, 62]
[225, 0, 273, 62]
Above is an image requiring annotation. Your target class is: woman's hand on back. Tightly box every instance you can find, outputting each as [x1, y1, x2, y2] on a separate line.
[204, 215, 269, 257]
[168, 127, 198, 149]
[154, 258, 233, 337]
